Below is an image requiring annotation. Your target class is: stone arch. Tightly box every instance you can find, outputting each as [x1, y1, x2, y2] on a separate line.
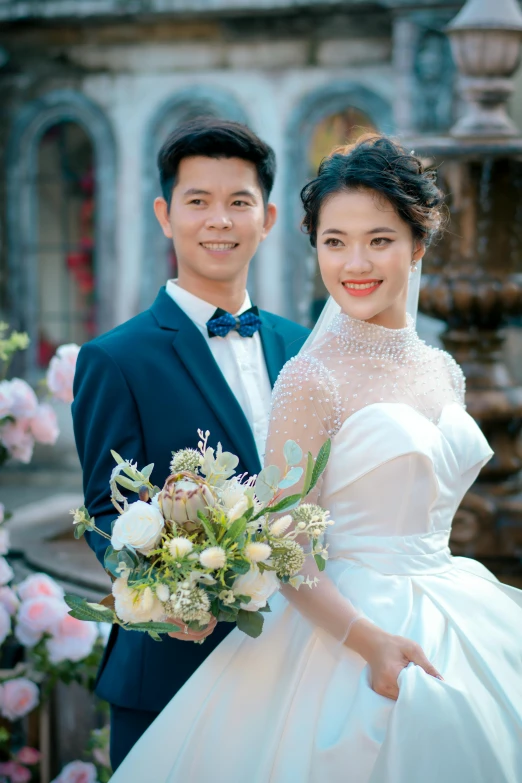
[284, 82, 394, 325]
[141, 86, 249, 309]
[6, 89, 117, 374]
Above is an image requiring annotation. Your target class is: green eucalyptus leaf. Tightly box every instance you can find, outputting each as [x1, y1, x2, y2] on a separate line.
[283, 440, 303, 467]
[236, 609, 264, 638]
[314, 554, 326, 572]
[74, 524, 86, 539]
[278, 466, 303, 489]
[308, 439, 332, 494]
[254, 465, 281, 503]
[111, 450, 124, 465]
[268, 493, 302, 514]
[140, 463, 154, 480]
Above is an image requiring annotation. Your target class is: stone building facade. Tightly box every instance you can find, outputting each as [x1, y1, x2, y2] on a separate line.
[0, 0, 510, 375]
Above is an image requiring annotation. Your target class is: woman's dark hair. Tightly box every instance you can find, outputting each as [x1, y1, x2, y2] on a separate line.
[301, 134, 444, 248]
[157, 117, 276, 208]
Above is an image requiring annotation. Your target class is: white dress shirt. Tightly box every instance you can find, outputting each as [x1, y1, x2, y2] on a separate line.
[166, 280, 273, 463]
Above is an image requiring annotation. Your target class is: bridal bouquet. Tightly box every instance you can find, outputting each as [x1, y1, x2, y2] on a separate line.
[66, 430, 332, 640]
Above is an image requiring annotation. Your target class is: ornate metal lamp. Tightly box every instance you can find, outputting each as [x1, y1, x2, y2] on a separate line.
[446, 0, 522, 136]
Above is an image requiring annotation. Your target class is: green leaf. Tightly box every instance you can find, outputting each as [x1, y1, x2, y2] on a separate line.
[301, 452, 314, 496]
[258, 604, 272, 613]
[314, 554, 326, 572]
[283, 440, 303, 467]
[308, 439, 331, 494]
[140, 463, 154, 480]
[230, 559, 250, 575]
[111, 450, 124, 465]
[65, 595, 115, 623]
[115, 475, 139, 492]
[104, 547, 120, 578]
[128, 621, 182, 634]
[74, 524, 86, 539]
[268, 493, 302, 514]
[197, 511, 218, 546]
[278, 466, 303, 489]
[236, 609, 264, 638]
[225, 515, 247, 543]
[254, 465, 281, 503]
[148, 631, 161, 642]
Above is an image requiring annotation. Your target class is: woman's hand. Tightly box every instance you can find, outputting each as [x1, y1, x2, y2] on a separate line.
[347, 619, 442, 701]
[167, 615, 217, 642]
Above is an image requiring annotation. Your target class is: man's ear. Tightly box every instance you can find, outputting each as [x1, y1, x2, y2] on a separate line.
[154, 198, 173, 238]
[260, 202, 277, 242]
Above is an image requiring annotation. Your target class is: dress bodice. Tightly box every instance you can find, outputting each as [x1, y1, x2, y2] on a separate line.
[321, 402, 492, 574]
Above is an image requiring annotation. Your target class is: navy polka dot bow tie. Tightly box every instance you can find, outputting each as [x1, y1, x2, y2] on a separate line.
[206, 305, 262, 338]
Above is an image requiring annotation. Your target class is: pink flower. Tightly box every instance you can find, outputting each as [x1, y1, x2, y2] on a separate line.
[0, 761, 32, 783]
[46, 615, 98, 663]
[17, 596, 68, 634]
[52, 760, 98, 783]
[0, 557, 14, 586]
[0, 421, 34, 464]
[0, 604, 11, 645]
[47, 344, 80, 405]
[0, 678, 39, 721]
[0, 529, 9, 556]
[0, 382, 12, 419]
[14, 621, 42, 648]
[29, 404, 59, 445]
[7, 380, 38, 419]
[17, 573, 64, 602]
[0, 586, 19, 616]
[15, 746, 41, 765]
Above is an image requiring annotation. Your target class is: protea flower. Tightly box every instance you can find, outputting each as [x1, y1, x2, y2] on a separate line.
[158, 472, 215, 532]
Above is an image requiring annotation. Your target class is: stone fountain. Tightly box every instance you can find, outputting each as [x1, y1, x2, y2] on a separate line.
[411, 0, 522, 584]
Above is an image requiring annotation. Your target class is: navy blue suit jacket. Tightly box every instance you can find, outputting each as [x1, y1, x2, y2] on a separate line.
[72, 287, 309, 712]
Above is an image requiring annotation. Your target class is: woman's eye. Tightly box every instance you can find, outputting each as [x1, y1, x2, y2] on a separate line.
[371, 237, 392, 247]
[324, 238, 343, 247]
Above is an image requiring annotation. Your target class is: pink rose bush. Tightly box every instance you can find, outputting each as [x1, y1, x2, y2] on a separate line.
[0, 678, 39, 721]
[46, 344, 80, 405]
[51, 760, 98, 783]
[46, 614, 99, 664]
[0, 760, 32, 783]
[0, 379, 59, 464]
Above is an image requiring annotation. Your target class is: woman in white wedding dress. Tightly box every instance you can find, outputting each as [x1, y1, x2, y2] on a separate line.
[111, 135, 522, 782]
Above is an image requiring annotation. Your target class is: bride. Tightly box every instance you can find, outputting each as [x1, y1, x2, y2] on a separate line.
[110, 135, 522, 782]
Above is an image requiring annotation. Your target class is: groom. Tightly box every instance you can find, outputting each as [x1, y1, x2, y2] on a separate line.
[72, 117, 309, 770]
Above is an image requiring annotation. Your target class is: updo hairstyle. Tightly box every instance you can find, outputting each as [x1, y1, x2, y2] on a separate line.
[301, 134, 445, 248]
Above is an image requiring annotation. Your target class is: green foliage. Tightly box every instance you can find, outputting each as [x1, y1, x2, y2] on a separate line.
[283, 440, 303, 466]
[236, 609, 264, 638]
[308, 439, 331, 493]
[254, 465, 281, 502]
[314, 554, 326, 572]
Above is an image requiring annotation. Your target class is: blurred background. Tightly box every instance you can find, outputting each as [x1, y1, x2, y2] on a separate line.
[1, 0, 522, 779]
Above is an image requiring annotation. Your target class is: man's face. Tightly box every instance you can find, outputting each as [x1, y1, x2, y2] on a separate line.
[154, 156, 277, 285]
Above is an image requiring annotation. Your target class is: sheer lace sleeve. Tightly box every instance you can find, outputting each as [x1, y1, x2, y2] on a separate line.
[266, 354, 364, 644]
[443, 351, 466, 408]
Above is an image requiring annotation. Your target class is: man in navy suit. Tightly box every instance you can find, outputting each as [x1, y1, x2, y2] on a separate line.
[72, 118, 309, 770]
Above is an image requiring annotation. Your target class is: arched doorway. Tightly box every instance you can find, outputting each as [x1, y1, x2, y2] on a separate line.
[141, 86, 249, 310]
[7, 90, 116, 376]
[37, 122, 95, 367]
[284, 84, 393, 326]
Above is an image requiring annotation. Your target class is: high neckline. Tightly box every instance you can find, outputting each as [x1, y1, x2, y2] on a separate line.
[329, 312, 421, 361]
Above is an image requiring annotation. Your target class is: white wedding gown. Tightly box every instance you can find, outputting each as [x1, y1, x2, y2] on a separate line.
[111, 314, 522, 783]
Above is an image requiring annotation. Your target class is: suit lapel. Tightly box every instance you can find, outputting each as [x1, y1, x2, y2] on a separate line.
[151, 289, 260, 475]
[259, 313, 287, 388]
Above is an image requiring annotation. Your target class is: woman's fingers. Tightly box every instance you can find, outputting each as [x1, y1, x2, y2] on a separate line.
[167, 615, 217, 641]
[405, 642, 443, 680]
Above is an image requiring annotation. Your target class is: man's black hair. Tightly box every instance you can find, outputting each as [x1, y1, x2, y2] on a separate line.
[157, 117, 276, 208]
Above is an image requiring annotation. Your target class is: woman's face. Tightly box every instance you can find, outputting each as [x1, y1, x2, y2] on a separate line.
[316, 187, 424, 329]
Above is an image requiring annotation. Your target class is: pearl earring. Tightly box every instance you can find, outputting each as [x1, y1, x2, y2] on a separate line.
[411, 263, 418, 273]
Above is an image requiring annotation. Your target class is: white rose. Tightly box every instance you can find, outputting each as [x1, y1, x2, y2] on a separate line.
[245, 542, 272, 563]
[111, 500, 164, 555]
[199, 546, 227, 570]
[228, 495, 249, 523]
[112, 577, 164, 624]
[269, 515, 293, 537]
[167, 537, 193, 559]
[233, 566, 280, 612]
